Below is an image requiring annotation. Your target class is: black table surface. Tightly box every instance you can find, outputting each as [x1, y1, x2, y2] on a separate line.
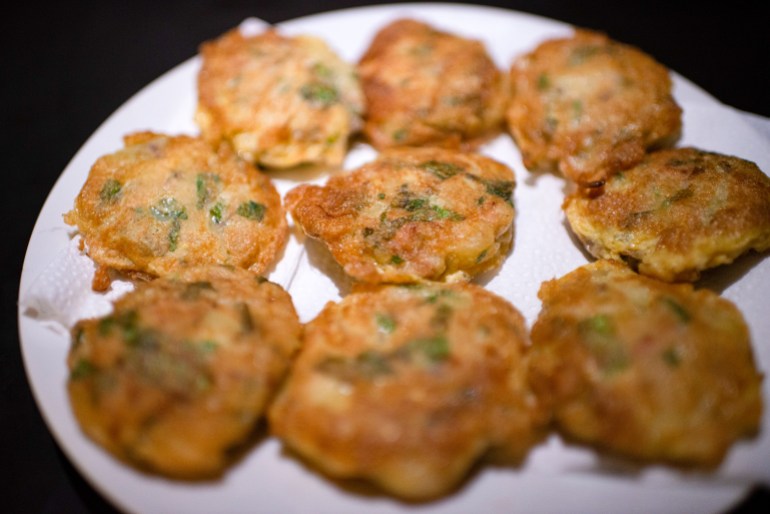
[5, 1, 769, 512]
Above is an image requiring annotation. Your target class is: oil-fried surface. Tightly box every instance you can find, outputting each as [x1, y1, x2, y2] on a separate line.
[197, 28, 364, 168]
[358, 18, 508, 150]
[529, 260, 763, 467]
[507, 30, 681, 185]
[285, 147, 516, 283]
[67, 266, 302, 479]
[64, 132, 287, 285]
[269, 283, 546, 500]
[564, 147, 770, 282]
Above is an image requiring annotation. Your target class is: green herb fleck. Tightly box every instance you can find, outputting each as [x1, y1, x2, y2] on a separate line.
[182, 281, 214, 300]
[418, 160, 464, 180]
[209, 202, 225, 224]
[578, 314, 628, 374]
[300, 82, 339, 107]
[390, 255, 404, 265]
[375, 313, 397, 334]
[537, 73, 550, 91]
[662, 347, 682, 368]
[70, 359, 97, 380]
[100, 179, 122, 202]
[572, 99, 584, 120]
[199, 340, 219, 354]
[661, 187, 694, 208]
[569, 45, 601, 66]
[312, 62, 334, 79]
[151, 197, 188, 222]
[400, 336, 450, 363]
[392, 128, 408, 142]
[662, 297, 691, 323]
[238, 302, 255, 333]
[195, 173, 220, 209]
[237, 201, 265, 221]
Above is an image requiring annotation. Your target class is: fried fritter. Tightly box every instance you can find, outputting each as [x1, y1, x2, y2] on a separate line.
[507, 29, 682, 185]
[564, 147, 770, 282]
[64, 132, 287, 287]
[66, 265, 302, 479]
[357, 18, 508, 150]
[196, 27, 364, 168]
[269, 282, 546, 500]
[528, 260, 763, 467]
[285, 147, 516, 283]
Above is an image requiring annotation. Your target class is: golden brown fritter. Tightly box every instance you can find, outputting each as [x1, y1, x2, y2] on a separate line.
[67, 265, 302, 479]
[196, 27, 364, 169]
[564, 147, 770, 282]
[269, 282, 546, 500]
[285, 147, 516, 284]
[64, 132, 287, 287]
[357, 18, 508, 150]
[528, 260, 763, 468]
[507, 29, 682, 185]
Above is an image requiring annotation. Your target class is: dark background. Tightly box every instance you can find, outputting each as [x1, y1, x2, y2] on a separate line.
[4, 1, 769, 512]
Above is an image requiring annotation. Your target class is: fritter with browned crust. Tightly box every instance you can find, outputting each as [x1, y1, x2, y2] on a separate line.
[564, 147, 770, 282]
[358, 18, 508, 150]
[269, 282, 546, 500]
[285, 147, 516, 284]
[196, 27, 364, 168]
[507, 29, 682, 185]
[528, 260, 763, 467]
[67, 265, 302, 479]
[64, 132, 287, 288]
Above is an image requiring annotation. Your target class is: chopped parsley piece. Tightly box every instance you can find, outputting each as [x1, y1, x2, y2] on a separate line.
[394, 335, 450, 364]
[300, 82, 339, 107]
[662, 297, 691, 323]
[236, 201, 265, 221]
[195, 173, 220, 208]
[312, 62, 334, 79]
[209, 202, 225, 224]
[662, 347, 682, 368]
[238, 302, 255, 333]
[392, 128, 408, 142]
[537, 73, 550, 91]
[661, 187, 694, 208]
[316, 351, 393, 381]
[390, 255, 404, 265]
[151, 197, 188, 222]
[198, 340, 219, 354]
[578, 314, 628, 374]
[100, 178, 122, 202]
[403, 198, 428, 211]
[181, 281, 214, 300]
[70, 359, 97, 380]
[418, 160, 464, 180]
[375, 313, 397, 334]
[569, 45, 601, 66]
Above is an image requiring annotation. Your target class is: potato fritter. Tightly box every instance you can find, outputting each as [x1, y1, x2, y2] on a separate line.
[357, 18, 508, 150]
[66, 265, 302, 479]
[564, 147, 770, 282]
[64, 132, 287, 287]
[285, 147, 516, 283]
[507, 29, 682, 185]
[269, 282, 546, 500]
[528, 260, 763, 467]
[196, 27, 364, 168]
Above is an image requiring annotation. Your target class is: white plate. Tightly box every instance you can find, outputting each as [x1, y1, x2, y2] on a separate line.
[18, 3, 770, 513]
